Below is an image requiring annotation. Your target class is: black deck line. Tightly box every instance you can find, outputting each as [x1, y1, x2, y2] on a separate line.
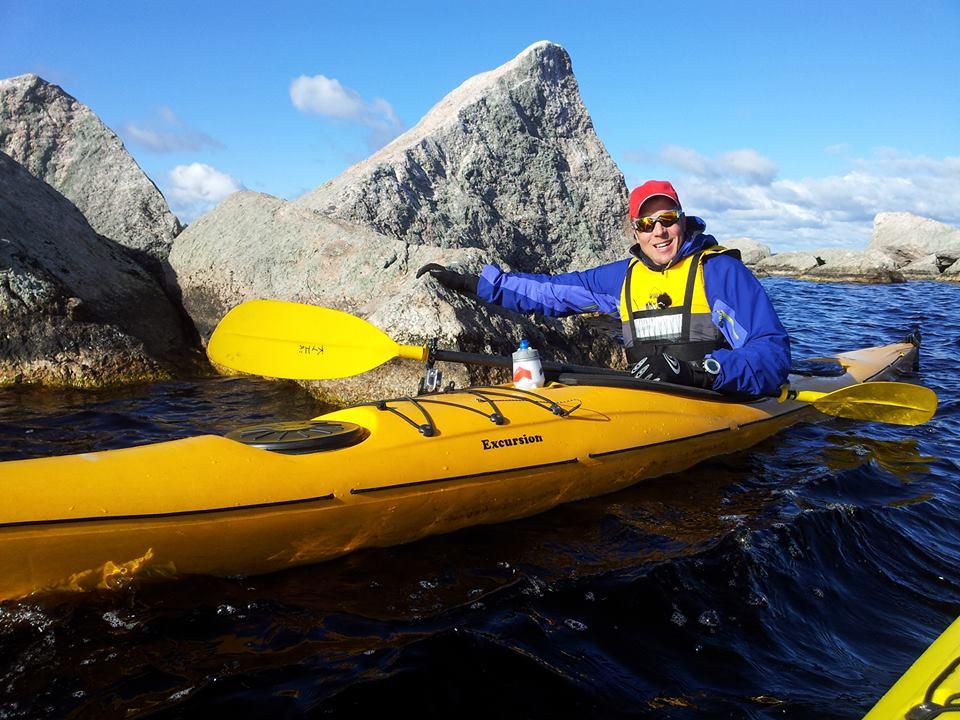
[589, 424, 745, 459]
[0, 492, 337, 531]
[350, 458, 580, 495]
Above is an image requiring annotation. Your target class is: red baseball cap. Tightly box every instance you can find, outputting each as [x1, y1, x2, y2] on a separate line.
[628, 180, 681, 219]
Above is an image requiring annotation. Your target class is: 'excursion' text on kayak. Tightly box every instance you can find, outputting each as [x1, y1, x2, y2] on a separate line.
[481, 434, 544, 450]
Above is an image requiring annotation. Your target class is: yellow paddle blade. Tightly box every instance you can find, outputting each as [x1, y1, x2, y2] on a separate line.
[795, 381, 938, 426]
[207, 300, 427, 380]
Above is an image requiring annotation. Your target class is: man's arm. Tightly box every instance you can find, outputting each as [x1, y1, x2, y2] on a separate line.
[476, 260, 628, 317]
[702, 255, 792, 396]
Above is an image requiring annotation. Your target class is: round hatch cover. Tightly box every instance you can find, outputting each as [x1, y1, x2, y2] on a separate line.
[225, 420, 366, 454]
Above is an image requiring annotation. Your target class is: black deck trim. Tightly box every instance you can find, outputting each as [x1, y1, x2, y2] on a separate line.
[589, 402, 810, 459]
[590, 426, 737, 459]
[350, 458, 580, 495]
[0, 492, 337, 531]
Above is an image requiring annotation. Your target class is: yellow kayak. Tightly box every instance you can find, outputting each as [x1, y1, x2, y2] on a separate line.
[0, 341, 919, 601]
[865, 616, 960, 719]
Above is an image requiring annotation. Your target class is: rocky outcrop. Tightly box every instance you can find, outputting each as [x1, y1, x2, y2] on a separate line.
[900, 253, 954, 280]
[0, 151, 192, 386]
[736, 215, 960, 283]
[296, 41, 627, 275]
[169, 192, 449, 339]
[722, 237, 771, 266]
[754, 247, 905, 283]
[802, 248, 903, 283]
[0, 74, 181, 269]
[868, 212, 960, 268]
[942, 259, 960, 283]
[168, 192, 623, 403]
[754, 252, 822, 277]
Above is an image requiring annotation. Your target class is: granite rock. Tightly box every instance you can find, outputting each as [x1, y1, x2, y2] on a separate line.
[721, 237, 771, 266]
[900, 253, 954, 280]
[0, 73, 181, 270]
[802, 248, 903, 283]
[168, 191, 624, 403]
[867, 212, 960, 267]
[942, 258, 960, 283]
[0, 151, 193, 386]
[296, 41, 627, 275]
[753, 252, 822, 277]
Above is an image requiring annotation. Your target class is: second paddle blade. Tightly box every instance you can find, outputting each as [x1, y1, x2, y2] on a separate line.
[207, 300, 402, 380]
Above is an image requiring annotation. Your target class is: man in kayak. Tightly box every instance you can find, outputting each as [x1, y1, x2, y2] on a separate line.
[417, 180, 791, 396]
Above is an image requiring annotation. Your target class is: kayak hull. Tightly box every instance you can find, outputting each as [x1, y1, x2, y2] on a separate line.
[0, 342, 917, 600]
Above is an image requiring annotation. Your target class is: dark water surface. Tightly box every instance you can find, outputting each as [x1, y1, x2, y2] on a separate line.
[2, 278, 959, 719]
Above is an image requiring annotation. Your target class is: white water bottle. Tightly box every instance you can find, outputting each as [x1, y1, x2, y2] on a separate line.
[512, 339, 544, 390]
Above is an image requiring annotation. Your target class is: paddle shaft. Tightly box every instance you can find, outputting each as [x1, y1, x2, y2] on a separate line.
[431, 349, 630, 378]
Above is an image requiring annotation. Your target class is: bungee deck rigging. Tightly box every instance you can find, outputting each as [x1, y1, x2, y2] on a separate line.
[349, 385, 582, 437]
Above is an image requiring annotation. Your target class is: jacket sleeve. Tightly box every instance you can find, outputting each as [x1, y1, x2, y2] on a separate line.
[702, 255, 792, 396]
[476, 260, 628, 318]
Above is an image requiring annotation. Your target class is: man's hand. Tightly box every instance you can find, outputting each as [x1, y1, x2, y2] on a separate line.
[416, 264, 479, 294]
[630, 353, 712, 388]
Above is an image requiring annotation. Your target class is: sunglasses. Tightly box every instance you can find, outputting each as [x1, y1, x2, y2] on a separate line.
[633, 210, 683, 233]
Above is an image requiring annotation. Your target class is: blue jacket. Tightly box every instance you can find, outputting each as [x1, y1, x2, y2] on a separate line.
[476, 218, 792, 396]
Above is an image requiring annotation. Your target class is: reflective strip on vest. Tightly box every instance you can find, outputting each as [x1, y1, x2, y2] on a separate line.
[631, 311, 683, 342]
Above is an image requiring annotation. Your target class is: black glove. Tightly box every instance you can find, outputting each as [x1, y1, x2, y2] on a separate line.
[416, 263, 479, 294]
[630, 353, 713, 388]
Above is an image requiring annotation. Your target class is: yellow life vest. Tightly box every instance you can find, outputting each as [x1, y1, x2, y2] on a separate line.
[618, 247, 734, 362]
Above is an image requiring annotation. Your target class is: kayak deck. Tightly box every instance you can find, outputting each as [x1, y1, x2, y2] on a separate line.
[0, 341, 918, 601]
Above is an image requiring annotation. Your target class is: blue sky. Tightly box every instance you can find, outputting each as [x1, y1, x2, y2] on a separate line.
[2, 0, 958, 251]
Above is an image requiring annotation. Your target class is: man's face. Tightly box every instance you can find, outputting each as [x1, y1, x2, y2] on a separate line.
[633, 196, 684, 265]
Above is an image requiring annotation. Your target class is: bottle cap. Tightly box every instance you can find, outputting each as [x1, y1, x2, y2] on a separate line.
[519, 339, 529, 350]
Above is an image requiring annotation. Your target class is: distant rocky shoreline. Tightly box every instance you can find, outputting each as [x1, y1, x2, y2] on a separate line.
[724, 214, 960, 284]
[1, 42, 958, 398]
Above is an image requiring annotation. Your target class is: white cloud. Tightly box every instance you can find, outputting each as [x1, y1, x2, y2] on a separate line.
[122, 106, 222, 153]
[166, 162, 243, 223]
[290, 74, 403, 150]
[290, 75, 364, 118]
[719, 149, 779, 186]
[660, 145, 779, 185]
[623, 145, 960, 251]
